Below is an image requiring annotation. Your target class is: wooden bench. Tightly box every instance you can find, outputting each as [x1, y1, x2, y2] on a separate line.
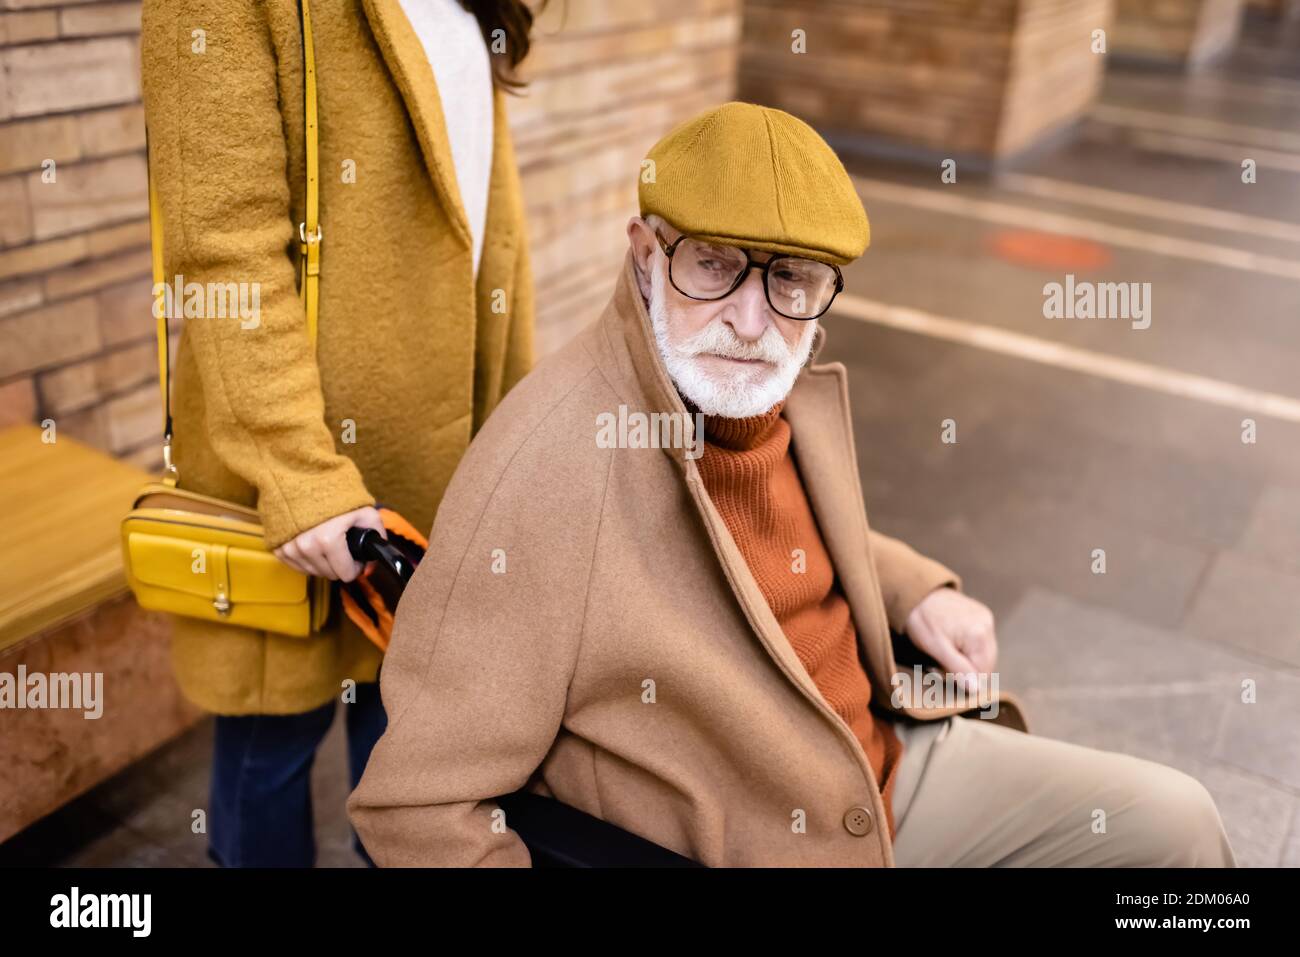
[0, 425, 202, 845]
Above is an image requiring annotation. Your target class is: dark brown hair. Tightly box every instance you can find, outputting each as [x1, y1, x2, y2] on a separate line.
[458, 0, 548, 92]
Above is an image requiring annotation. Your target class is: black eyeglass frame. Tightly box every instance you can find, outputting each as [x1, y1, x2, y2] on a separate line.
[654, 230, 845, 321]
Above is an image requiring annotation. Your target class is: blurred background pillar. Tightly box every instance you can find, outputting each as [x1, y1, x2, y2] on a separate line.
[1111, 0, 1247, 67]
[738, 0, 1114, 167]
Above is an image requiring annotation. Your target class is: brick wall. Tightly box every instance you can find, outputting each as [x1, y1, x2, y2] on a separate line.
[738, 0, 1112, 161]
[0, 0, 740, 466]
[0, 0, 156, 467]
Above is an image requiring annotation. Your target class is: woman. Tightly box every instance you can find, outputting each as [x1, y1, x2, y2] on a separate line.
[140, 0, 539, 866]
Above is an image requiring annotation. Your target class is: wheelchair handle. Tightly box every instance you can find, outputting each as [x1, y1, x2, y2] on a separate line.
[346, 526, 416, 584]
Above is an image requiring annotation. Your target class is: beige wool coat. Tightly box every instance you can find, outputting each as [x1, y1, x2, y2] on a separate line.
[348, 251, 1029, 867]
[140, 0, 533, 714]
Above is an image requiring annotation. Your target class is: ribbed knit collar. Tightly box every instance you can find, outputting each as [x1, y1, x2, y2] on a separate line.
[681, 398, 787, 452]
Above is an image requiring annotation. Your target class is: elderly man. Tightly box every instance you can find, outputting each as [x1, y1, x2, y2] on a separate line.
[348, 103, 1235, 867]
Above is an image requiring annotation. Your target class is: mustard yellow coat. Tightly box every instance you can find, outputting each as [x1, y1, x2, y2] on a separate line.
[141, 0, 534, 715]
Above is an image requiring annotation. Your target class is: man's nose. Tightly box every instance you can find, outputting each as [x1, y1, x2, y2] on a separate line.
[722, 269, 771, 341]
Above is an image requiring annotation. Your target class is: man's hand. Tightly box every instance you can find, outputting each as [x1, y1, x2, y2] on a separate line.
[904, 587, 997, 693]
[273, 505, 385, 582]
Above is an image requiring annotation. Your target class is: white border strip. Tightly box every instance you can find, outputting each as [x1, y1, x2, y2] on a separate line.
[831, 294, 1300, 425]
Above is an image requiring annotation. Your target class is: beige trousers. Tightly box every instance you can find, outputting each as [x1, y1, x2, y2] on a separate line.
[889, 714, 1237, 867]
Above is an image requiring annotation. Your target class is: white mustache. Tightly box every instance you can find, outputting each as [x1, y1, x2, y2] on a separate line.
[674, 319, 791, 365]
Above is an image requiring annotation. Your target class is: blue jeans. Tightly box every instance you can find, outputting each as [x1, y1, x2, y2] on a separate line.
[207, 681, 387, 867]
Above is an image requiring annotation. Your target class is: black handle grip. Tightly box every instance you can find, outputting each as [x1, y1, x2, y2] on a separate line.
[346, 526, 416, 584]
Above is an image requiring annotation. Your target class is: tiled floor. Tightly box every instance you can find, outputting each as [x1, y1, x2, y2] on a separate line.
[3, 14, 1298, 868]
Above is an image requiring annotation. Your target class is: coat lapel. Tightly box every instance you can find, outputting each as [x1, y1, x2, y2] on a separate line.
[784, 362, 1027, 729]
[597, 257, 827, 702]
[361, 0, 471, 249]
[784, 360, 899, 705]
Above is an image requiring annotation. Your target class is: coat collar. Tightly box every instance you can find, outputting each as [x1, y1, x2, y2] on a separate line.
[361, 0, 473, 251]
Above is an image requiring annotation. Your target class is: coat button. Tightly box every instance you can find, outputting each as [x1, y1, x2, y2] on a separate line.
[843, 805, 875, 836]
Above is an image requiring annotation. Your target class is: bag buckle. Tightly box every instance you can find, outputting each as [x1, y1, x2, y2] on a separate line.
[299, 222, 322, 245]
[213, 590, 231, 616]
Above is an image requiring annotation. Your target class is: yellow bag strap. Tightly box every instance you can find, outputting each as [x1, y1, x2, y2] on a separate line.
[148, 169, 168, 472]
[299, 0, 321, 340]
[148, 0, 321, 484]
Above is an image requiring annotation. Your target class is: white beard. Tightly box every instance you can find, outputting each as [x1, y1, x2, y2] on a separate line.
[648, 256, 817, 419]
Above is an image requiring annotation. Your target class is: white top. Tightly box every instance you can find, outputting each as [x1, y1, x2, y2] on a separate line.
[397, 0, 494, 277]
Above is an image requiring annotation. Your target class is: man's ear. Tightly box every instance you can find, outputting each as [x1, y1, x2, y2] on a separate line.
[627, 216, 655, 301]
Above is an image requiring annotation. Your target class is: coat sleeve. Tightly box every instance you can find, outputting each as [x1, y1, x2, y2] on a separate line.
[141, 0, 372, 548]
[347, 415, 605, 866]
[869, 530, 961, 633]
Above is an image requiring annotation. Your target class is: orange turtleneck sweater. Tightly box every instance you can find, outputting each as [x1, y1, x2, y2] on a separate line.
[695, 401, 903, 840]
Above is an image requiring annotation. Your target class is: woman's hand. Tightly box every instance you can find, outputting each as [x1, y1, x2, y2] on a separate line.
[273, 505, 385, 582]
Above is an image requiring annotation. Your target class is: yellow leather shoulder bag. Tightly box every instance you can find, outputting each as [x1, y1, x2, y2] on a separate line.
[121, 0, 329, 638]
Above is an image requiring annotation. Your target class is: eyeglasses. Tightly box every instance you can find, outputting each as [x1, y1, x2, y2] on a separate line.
[654, 230, 844, 321]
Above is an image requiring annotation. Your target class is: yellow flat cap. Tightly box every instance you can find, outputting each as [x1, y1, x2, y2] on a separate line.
[638, 101, 870, 265]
